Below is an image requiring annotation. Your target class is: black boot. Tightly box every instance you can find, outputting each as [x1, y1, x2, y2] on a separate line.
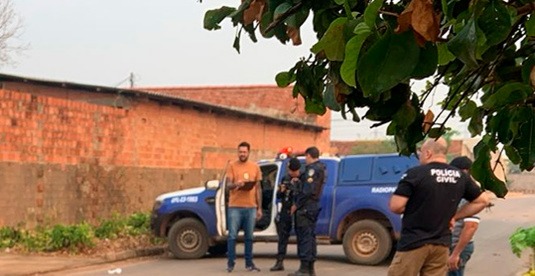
[309, 261, 316, 276]
[270, 258, 284, 271]
[287, 261, 309, 276]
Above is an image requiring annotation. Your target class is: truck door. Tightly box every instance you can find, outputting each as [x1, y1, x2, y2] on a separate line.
[254, 163, 280, 234]
[215, 177, 227, 236]
[315, 159, 338, 236]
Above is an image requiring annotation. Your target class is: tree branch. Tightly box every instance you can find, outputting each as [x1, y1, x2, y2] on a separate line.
[379, 10, 399, 18]
[493, 147, 506, 173]
[517, 2, 535, 16]
[264, 2, 304, 34]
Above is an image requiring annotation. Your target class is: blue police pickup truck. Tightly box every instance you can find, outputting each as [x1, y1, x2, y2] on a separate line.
[150, 153, 418, 265]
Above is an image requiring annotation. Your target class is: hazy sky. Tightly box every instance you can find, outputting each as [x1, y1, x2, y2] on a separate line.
[5, 0, 469, 141]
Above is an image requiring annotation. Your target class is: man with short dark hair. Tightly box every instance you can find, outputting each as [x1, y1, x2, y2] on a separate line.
[289, 146, 325, 276]
[388, 138, 489, 276]
[225, 141, 262, 273]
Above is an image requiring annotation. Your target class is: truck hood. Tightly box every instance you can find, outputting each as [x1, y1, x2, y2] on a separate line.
[155, 187, 206, 202]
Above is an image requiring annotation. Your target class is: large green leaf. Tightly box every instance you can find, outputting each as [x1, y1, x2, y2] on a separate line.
[286, 8, 309, 28]
[504, 144, 521, 164]
[458, 100, 477, 121]
[477, 0, 511, 46]
[437, 42, 456, 66]
[324, 84, 341, 111]
[204, 7, 236, 30]
[488, 108, 512, 143]
[521, 57, 535, 85]
[304, 97, 327, 115]
[411, 43, 438, 79]
[340, 24, 371, 87]
[230, 0, 252, 25]
[474, 24, 489, 60]
[507, 107, 526, 141]
[472, 140, 508, 198]
[482, 82, 531, 110]
[526, 12, 535, 37]
[275, 71, 296, 87]
[311, 18, 348, 61]
[357, 31, 420, 98]
[274, 3, 292, 21]
[364, 0, 384, 29]
[448, 18, 479, 68]
[428, 127, 446, 138]
[511, 107, 535, 170]
[468, 107, 484, 136]
[392, 102, 416, 128]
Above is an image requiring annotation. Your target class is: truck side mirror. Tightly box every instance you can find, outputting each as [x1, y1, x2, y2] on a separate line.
[205, 180, 220, 190]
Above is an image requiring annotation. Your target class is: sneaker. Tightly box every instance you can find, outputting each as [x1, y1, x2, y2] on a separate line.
[246, 265, 261, 272]
[226, 265, 234, 273]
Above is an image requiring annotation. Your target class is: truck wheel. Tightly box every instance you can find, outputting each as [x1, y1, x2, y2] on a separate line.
[208, 242, 227, 256]
[168, 218, 209, 259]
[343, 219, 392, 265]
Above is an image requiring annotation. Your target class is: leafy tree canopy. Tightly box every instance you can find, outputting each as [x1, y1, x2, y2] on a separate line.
[203, 0, 535, 198]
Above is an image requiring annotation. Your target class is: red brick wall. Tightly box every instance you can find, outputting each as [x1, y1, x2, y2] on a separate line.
[0, 84, 330, 227]
[145, 85, 332, 151]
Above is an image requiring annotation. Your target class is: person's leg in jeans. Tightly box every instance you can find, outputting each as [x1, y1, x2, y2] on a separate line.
[243, 207, 257, 268]
[226, 208, 241, 270]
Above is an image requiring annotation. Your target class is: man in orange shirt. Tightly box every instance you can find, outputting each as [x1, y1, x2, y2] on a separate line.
[226, 141, 262, 273]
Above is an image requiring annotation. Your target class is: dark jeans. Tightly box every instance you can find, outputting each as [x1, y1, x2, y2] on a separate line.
[448, 242, 474, 276]
[227, 207, 256, 268]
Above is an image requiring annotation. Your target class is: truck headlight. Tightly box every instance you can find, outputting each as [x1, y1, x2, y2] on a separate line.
[152, 200, 162, 212]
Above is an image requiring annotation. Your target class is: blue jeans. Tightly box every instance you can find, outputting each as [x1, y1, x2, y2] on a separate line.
[227, 207, 256, 268]
[448, 242, 474, 276]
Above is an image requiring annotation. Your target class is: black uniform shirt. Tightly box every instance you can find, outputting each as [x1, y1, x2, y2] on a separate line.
[294, 161, 325, 210]
[394, 162, 482, 251]
[277, 175, 295, 213]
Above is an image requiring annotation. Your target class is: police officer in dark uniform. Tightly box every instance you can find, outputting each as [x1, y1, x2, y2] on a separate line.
[289, 147, 325, 276]
[270, 157, 301, 271]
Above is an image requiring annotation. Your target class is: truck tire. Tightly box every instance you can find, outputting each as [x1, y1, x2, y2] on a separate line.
[168, 218, 209, 259]
[343, 219, 392, 265]
[208, 242, 227, 256]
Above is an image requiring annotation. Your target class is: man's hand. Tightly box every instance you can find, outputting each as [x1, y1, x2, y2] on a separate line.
[290, 205, 297, 215]
[448, 252, 461, 271]
[256, 208, 263, 221]
[235, 180, 244, 190]
[449, 217, 455, 231]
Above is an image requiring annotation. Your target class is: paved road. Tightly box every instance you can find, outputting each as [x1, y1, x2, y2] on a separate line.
[62, 194, 535, 276]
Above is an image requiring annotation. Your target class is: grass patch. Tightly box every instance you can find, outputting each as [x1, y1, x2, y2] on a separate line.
[0, 212, 162, 253]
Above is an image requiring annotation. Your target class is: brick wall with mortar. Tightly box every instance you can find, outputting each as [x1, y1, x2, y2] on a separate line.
[0, 83, 330, 227]
[145, 85, 332, 151]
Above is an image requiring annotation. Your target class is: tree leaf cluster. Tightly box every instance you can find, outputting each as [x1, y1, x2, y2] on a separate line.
[204, 0, 535, 198]
[509, 226, 535, 258]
